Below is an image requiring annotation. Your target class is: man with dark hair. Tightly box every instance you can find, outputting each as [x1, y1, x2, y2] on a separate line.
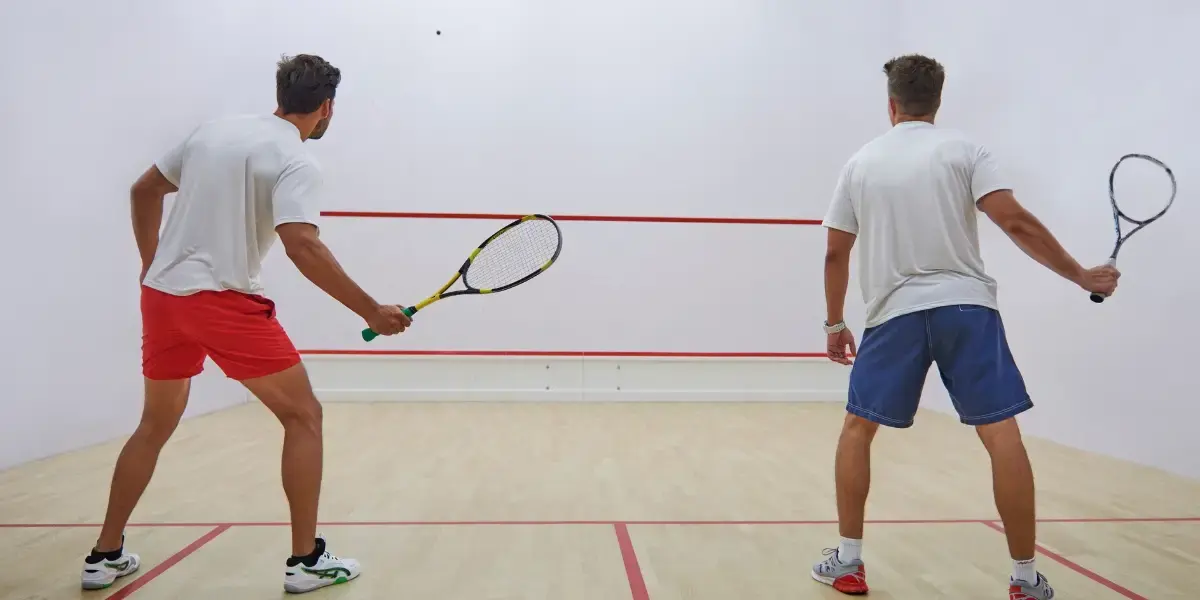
[811, 53, 1119, 599]
[81, 54, 407, 594]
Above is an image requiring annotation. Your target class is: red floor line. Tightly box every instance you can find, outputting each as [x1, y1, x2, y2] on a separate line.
[614, 524, 651, 600]
[980, 521, 1147, 600]
[107, 524, 230, 599]
[3, 516, 1197, 528]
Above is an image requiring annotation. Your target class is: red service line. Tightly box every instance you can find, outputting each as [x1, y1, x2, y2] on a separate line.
[982, 521, 1147, 600]
[614, 524, 651, 600]
[107, 525, 230, 599]
[320, 210, 821, 226]
[4, 516, 1198, 528]
[298, 349, 826, 358]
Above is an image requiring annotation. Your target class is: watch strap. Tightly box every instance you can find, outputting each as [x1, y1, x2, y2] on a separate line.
[823, 321, 847, 335]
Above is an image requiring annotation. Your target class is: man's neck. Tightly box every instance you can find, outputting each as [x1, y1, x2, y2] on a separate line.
[894, 114, 935, 125]
[273, 109, 311, 140]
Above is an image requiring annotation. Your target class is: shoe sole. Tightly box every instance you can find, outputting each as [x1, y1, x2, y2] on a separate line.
[811, 569, 869, 595]
[82, 564, 140, 591]
[284, 570, 361, 594]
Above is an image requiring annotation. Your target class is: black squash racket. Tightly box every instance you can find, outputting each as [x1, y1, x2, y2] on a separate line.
[362, 214, 563, 341]
[1091, 153, 1176, 303]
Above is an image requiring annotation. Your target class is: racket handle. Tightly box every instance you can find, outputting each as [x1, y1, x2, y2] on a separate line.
[1089, 258, 1117, 303]
[361, 306, 417, 342]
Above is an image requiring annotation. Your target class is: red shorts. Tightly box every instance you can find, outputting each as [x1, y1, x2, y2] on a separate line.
[141, 286, 302, 381]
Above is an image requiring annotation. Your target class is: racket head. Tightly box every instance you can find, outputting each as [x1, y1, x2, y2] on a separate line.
[1109, 153, 1177, 225]
[460, 214, 563, 293]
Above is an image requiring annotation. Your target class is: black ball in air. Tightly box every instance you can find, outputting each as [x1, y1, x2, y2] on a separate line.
[436, 30, 441, 35]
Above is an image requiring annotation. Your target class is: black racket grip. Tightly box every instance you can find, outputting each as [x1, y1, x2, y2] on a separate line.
[1090, 293, 1106, 303]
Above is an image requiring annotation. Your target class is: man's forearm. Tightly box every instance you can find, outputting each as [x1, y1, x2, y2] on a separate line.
[824, 255, 850, 324]
[286, 240, 380, 319]
[131, 190, 164, 270]
[1004, 214, 1085, 284]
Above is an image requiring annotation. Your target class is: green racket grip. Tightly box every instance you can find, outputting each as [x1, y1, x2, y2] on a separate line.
[360, 306, 418, 342]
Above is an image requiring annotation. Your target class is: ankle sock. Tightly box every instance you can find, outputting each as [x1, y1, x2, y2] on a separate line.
[286, 537, 325, 568]
[86, 534, 125, 564]
[837, 537, 863, 563]
[1013, 558, 1037, 584]
[85, 546, 124, 564]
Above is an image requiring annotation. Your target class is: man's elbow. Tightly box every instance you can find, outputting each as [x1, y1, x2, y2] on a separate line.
[995, 210, 1036, 238]
[283, 238, 320, 263]
[824, 249, 850, 267]
[280, 229, 324, 263]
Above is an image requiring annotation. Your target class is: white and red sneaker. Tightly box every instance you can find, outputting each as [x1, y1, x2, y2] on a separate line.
[811, 547, 869, 595]
[1010, 573, 1055, 599]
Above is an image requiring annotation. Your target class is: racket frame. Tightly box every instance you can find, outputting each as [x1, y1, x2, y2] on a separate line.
[1091, 153, 1175, 303]
[361, 214, 562, 340]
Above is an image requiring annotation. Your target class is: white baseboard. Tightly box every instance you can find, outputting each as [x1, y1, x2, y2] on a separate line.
[299, 354, 849, 403]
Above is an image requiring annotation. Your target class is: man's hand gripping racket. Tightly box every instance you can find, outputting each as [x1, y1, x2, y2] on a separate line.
[1089, 153, 1176, 303]
[361, 214, 563, 341]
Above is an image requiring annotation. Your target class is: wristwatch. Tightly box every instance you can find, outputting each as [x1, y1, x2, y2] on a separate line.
[823, 320, 846, 335]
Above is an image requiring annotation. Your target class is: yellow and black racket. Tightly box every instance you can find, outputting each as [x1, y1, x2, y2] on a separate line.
[361, 214, 563, 341]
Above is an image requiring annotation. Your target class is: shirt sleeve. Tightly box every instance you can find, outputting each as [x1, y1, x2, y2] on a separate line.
[822, 161, 858, 235]
[272, 158, 323, 229]
[971, 145, 1012, 204]
[154, 135, 190, 187]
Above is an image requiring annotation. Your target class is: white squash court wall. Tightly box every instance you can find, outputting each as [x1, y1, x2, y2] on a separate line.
[3, 1, 1197, 479]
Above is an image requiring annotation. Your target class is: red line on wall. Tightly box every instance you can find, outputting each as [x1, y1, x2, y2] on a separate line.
[321, 210, 821, 226]
[981, 521, 1147, 600]
[108, 525, 230, 599]
[298, 349, 826, 358]
[614, 524, 652, 600]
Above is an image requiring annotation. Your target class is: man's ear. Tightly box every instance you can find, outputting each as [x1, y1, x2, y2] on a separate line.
[322, 99, 334, 118]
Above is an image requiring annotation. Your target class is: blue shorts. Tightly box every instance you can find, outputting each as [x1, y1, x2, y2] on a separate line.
[847, 304, 1032, 428]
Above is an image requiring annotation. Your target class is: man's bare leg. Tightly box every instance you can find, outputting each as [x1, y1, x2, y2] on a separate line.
[836, 413, 879, 540]
[977, 415, 1054, 597]
[976, 417, 1036, 559]
[811, 412, 877, 595]
[95, 378, 191, 551]
[240, 362, 323, 557]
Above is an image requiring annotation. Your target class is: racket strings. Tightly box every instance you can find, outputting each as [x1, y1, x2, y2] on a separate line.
[1109, 154, 1176, 225]
[464, 219, 561, 290]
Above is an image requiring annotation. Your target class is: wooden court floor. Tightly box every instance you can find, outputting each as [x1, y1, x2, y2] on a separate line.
[1, 402, 1197, 599]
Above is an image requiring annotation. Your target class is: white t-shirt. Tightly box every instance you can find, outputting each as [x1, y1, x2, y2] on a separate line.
[822, 121, 1010, 328]
[142, 114, 323, 297]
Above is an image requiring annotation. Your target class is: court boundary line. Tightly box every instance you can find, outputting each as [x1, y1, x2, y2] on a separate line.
[108, 524, 230, 599]
[4, 516, 1196, 528]
[11, 520, 1180, 598]
[981, 521, 1148, 600]
[613, 524, 651, 600]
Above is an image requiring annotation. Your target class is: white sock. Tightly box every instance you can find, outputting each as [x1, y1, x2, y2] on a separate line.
[837, 537, 862, 563]
[1013, 558, 1037, 584]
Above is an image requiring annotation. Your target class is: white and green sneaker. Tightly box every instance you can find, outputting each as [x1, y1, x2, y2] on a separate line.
[284, 536, 361, 594]
[81, 538, 140, 590]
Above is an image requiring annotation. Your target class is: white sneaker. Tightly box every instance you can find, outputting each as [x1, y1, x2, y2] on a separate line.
[283, 536, 361, 594]
[81, 541, 141, 590]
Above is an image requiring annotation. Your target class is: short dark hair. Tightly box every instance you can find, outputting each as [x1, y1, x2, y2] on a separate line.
[276, 54, 341, 115]
[882, 54, 944, 117]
